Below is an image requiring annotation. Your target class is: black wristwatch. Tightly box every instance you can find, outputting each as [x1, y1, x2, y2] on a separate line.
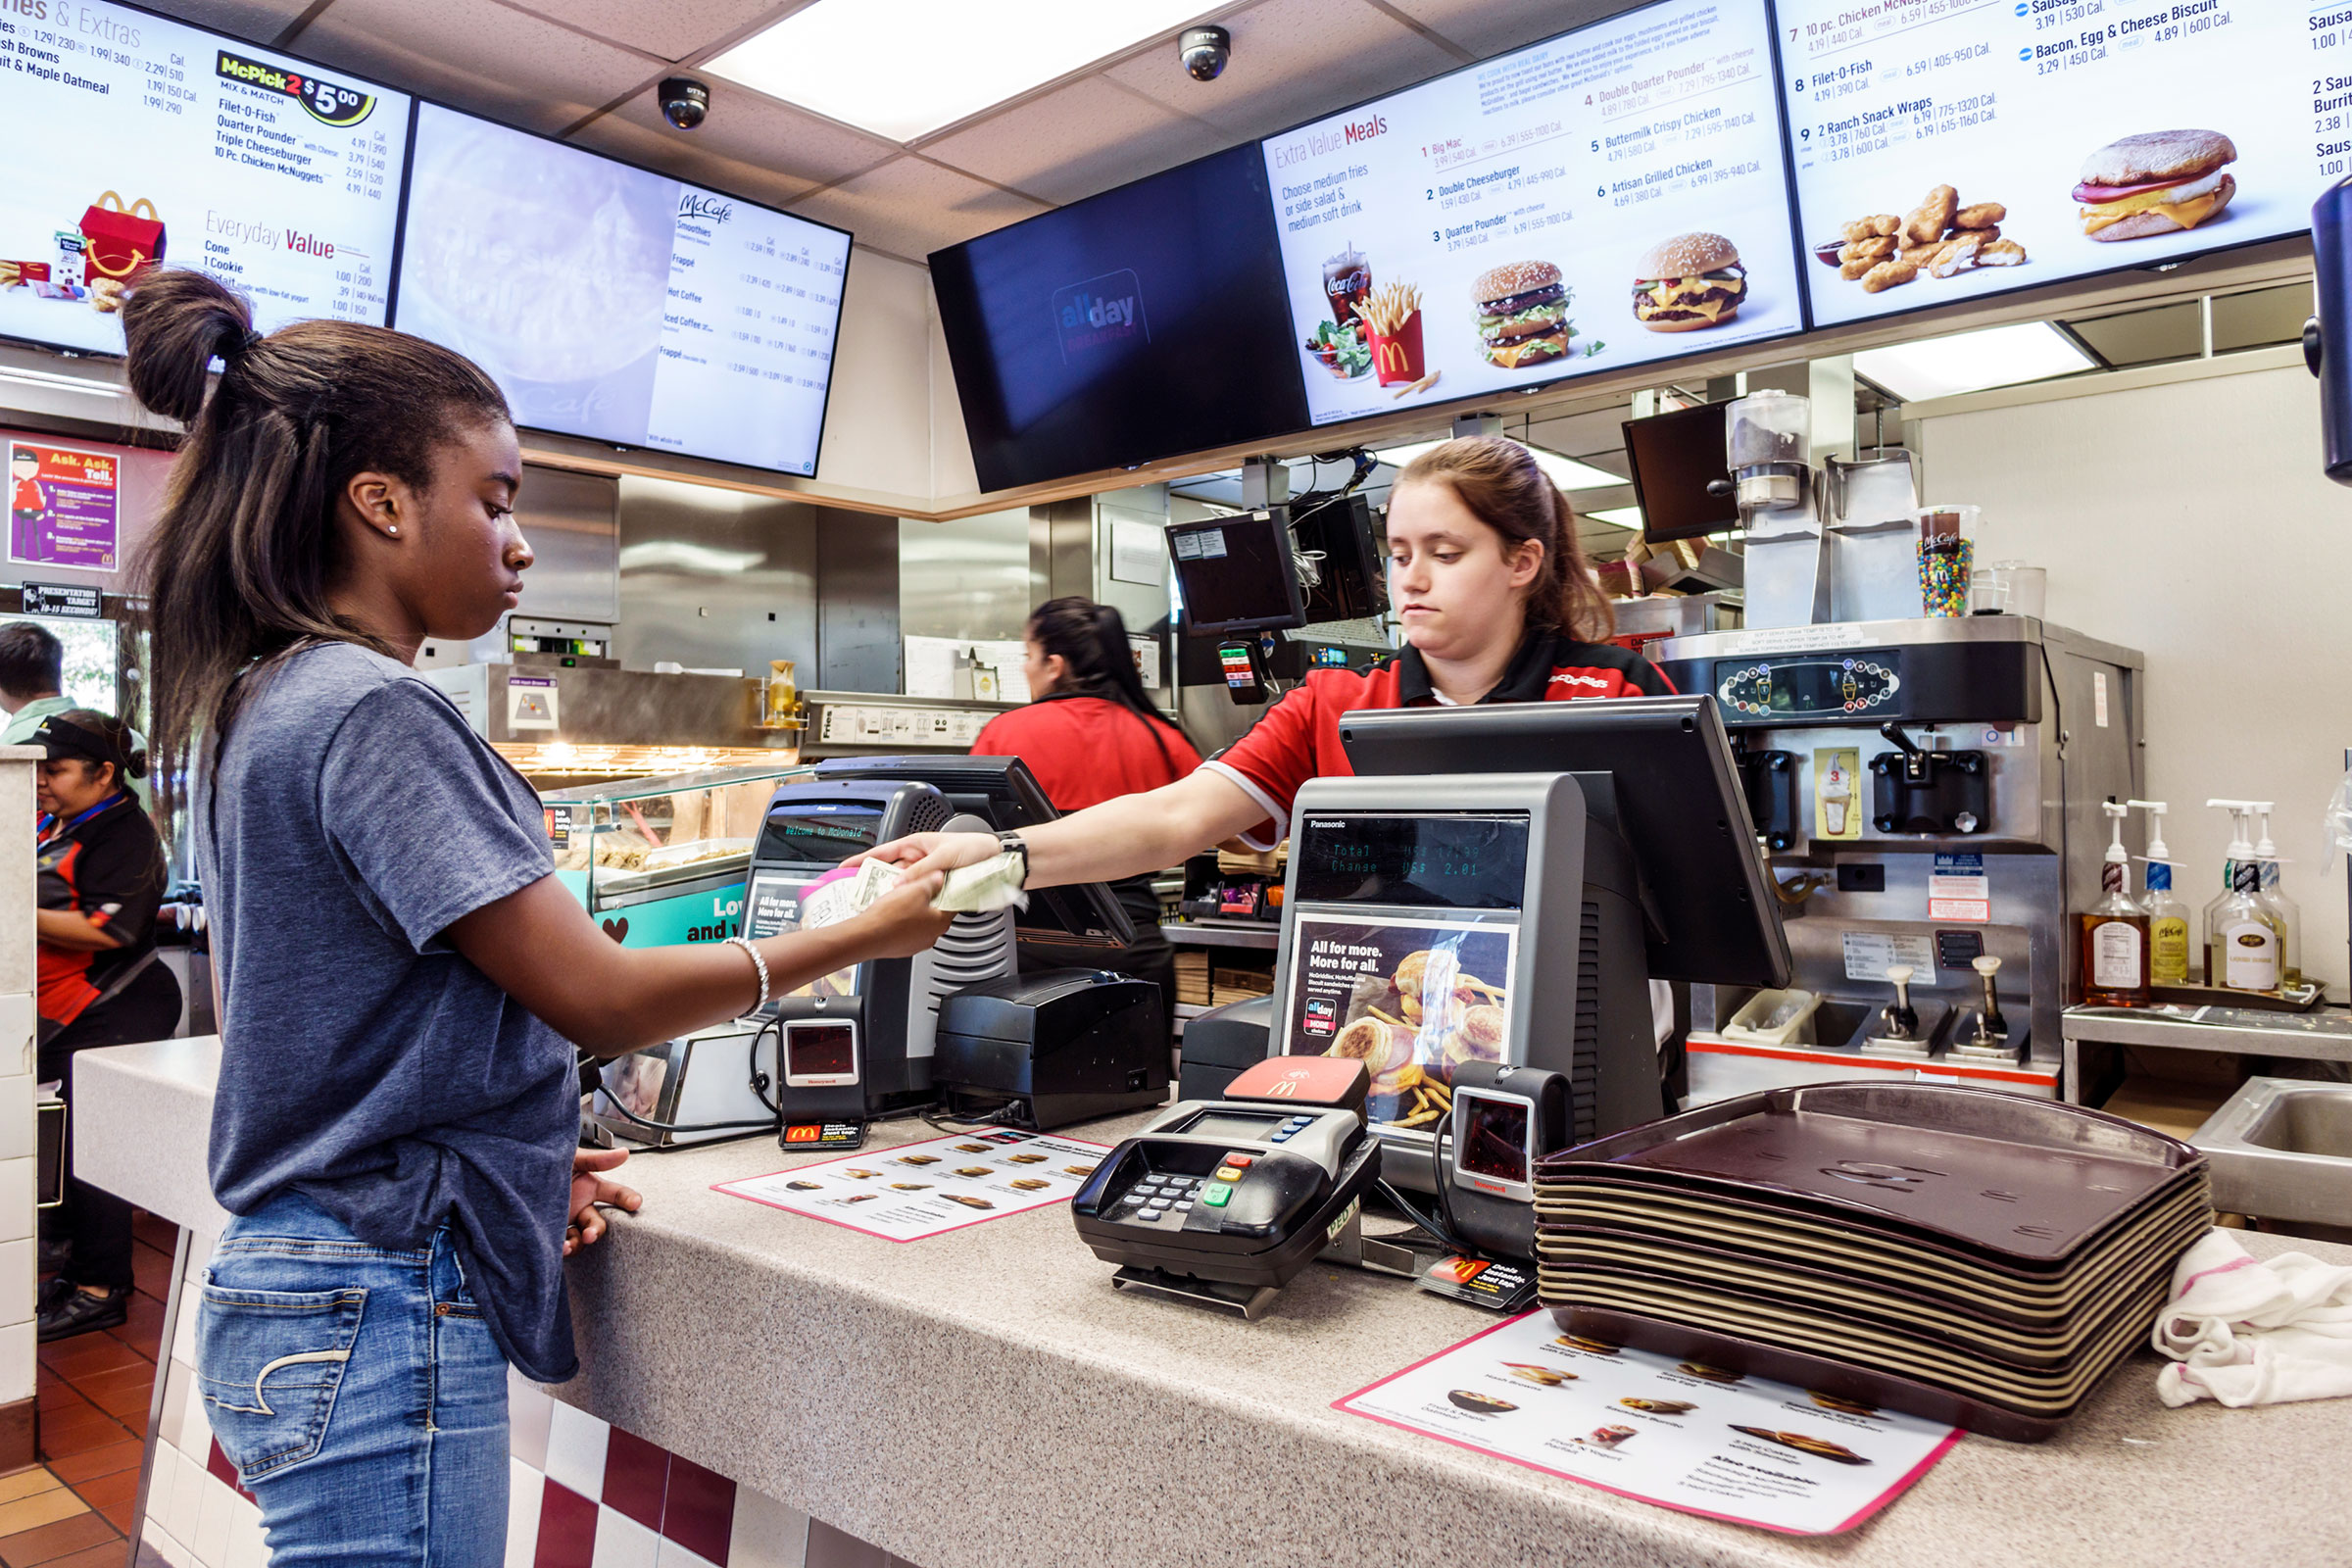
[997, 831, 1030, 885]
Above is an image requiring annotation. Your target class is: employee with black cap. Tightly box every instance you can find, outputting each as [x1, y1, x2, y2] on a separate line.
[31, 709, 179, 1342]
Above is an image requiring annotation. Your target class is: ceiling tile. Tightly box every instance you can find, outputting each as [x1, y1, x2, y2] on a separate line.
[790, 157, 1049, 263]
[580, 85, 899, 192]
[151, 0, 319, 46]
[567, 103, 823, 210]
[500, 0, 791, 62]
[291, 0, 659, 134]
[1105, 0, 1456, 141]
[1383, 0, 1624, 61]
[920, 78, 1225, 207]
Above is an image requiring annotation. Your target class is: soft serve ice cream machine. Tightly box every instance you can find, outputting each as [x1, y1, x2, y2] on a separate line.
[1655, 615, 2143, 1099]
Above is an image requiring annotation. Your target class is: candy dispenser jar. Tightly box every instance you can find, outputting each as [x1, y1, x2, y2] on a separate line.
[1914, 505, 1979, 618]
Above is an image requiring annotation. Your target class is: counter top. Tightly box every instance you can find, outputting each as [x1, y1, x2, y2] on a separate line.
[74, 1039, 2352, 1568]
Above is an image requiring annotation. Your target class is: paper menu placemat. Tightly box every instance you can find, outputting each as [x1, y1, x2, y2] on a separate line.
[715, 1129, 1112, 1242]
[1336, 1311, 1961, 1536]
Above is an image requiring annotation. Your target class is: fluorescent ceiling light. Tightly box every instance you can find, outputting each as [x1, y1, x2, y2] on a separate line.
[1373, 439, 1622, 490]
[1582, 506, 1644, 529]
[707, 0, 1215, 143]
[1854, 321, 2095, 403]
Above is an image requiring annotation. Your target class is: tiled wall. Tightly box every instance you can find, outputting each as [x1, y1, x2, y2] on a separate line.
[137, 1234, 925, 1568]
[1, 752, 42, 1431]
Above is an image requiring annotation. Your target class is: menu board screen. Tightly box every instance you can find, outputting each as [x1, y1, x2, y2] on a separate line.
[1262, 0, 1802, 427]
[397, 104, 850, 477]
[0, 0, 410, 354]
[1782, 0, 2323, 325]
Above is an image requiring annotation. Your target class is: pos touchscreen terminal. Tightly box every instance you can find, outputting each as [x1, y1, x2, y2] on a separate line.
[1264, 695, 1788, 1184]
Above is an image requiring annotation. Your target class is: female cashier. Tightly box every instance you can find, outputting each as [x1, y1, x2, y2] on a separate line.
[874, 436, 1674, 894]
[970, 597, 1202, 1028]
[120, 269, 953, 1566]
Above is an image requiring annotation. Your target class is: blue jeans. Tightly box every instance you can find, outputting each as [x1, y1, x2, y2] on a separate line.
[196, 1193, 511, 1566]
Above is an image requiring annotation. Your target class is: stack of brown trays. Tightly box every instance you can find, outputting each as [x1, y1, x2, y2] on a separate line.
[1533, 1081, 2211, 1442]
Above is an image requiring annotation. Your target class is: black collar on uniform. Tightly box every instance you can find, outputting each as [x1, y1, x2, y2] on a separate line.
[1394, 629, 1557, 707]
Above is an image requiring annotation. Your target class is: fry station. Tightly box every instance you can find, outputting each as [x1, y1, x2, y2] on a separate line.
[5, 0, 2352, 1565]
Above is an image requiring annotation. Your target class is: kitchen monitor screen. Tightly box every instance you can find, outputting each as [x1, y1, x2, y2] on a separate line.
[754, 804, 884, 866]
[0, 0, 411, 355]
[396, 103, 850, 476]
[1781, 1, 2326, 327]
[929, 142, 1307, 493]
[1169, 514, 1304, 634]
[1178, 1108, 1289, 1145]
[1293, 812, 1531, 910]
[1262, 0, 1802, 428]
[1624, 400, 1737, 544]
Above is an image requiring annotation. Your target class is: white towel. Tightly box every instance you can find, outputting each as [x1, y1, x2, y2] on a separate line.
[2151, 1229, 2352, 1408]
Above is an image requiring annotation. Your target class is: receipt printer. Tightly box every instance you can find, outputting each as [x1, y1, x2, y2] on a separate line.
[932, 969, 1168, 1130]
[1073, 1056, 1381, 1316]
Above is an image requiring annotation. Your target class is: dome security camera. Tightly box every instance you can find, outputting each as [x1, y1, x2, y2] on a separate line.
[1178, 25, 1230, 82]
[660, 76, 710, 130]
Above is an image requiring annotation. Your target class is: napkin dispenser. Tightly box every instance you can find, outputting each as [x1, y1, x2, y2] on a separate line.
[933, 969, 1168, 1130]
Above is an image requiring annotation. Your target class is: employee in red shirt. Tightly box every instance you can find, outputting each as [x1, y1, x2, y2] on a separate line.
[972, 596, 1202, 1033]
[873, 435, 1672, 888]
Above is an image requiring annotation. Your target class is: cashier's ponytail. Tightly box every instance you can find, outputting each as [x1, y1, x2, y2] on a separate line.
[1395, 436, 1612, 644]
[121, 267, 511, 833]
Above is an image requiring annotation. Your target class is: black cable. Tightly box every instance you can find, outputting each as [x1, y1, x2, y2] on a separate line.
[1374, 1178, 1469, 1256]
[1430, 1107, 1466, 1253]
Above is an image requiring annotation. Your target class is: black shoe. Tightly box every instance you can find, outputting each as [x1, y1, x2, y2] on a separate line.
[37, 1238, 70, 1275]
[36, 1275, 75, 1314]
[37, 1285, 127, 1343]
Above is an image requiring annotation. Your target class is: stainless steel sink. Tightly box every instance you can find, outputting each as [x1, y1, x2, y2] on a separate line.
[2190, 1078, 2352, 1227]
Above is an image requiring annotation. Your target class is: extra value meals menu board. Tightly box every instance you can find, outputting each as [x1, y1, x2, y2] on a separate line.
[0, 0, 410, 355]
[1782, 0, 2331, 325]
[1264, 0, 1803, 427]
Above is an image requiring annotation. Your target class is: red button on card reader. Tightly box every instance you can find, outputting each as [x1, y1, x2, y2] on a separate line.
[1222, 1055, 1368, 1114]
[1224, 1154, 1254, 1169]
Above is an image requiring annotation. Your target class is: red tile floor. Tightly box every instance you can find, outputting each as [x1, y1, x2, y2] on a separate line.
[1, 1208, 179, 1564]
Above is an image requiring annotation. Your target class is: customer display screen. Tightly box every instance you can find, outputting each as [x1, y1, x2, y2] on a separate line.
[0, 0, 411, 354]
[396, 104, 850, 476]
[1261, 0, 1801, 428]
[1177, 1108, 1288, 1145]
[754, 803, 884, 866]
[1779, 0, 2330, 326]
[1293, 812, 1530, 910]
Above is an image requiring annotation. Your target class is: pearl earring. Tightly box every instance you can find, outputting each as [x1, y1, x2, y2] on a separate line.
[387, 525, 399, 536]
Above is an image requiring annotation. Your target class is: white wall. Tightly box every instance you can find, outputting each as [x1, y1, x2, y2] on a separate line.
[1914, 363, 2352, 993]
[812, 249, 937, 503]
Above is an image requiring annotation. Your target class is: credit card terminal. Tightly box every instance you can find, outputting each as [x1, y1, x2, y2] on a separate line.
[1073, 1057, 1380, 1305]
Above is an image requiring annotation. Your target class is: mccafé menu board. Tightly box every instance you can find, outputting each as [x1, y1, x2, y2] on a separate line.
[1263, 0, 1802, 427]
[1781, 0, 2328, 325]
[397, 104, 851, 477]
[0, 0, 410, 355]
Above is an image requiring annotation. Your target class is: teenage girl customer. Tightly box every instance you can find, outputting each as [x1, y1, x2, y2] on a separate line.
[122, 269, 954, 1567]
[971, 597, 1201, 1027]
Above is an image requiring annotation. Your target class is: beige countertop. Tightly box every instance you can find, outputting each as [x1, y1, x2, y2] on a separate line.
[74, 1037, 2352, 1568]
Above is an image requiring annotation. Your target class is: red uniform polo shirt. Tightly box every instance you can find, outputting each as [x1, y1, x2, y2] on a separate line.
[1202, 630, 1675, 848]
[971, 693, 1204, 812]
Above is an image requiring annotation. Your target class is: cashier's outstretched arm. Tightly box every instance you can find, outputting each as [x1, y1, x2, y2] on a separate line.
[444, 871, 953, 1057]
[867, 768, 1269, 891]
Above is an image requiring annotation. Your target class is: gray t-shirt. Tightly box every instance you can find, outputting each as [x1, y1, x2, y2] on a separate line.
[201, 642, 581, 1381]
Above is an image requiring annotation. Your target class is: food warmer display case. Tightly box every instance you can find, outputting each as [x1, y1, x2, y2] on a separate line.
[540, 763, 810, 948]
